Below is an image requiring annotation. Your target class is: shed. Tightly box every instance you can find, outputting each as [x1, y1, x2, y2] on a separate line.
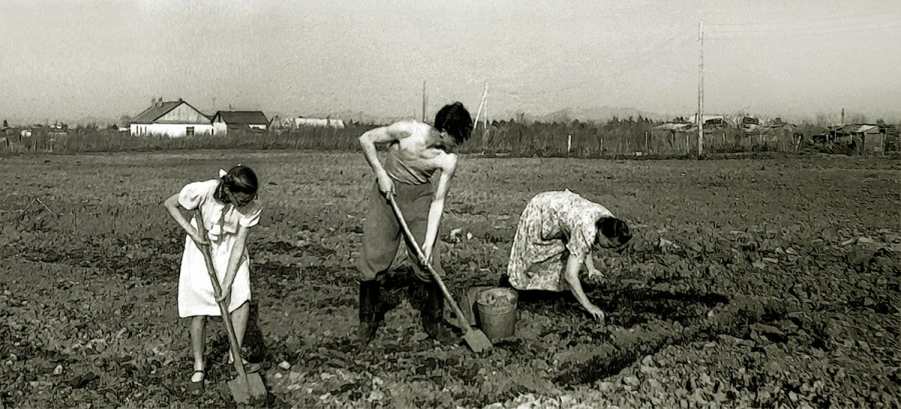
[211, 111, 269, 136]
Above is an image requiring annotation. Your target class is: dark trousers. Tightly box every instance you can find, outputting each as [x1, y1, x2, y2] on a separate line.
[357, 180, 444, 282]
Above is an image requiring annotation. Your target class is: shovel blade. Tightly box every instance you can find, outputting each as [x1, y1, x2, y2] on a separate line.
[462, 329, 493, 353]
[227, 376, 251, 405]
[228, 373, 267, 405]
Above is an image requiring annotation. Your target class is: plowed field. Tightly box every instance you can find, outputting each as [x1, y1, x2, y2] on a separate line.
[1, 151, 898, 408]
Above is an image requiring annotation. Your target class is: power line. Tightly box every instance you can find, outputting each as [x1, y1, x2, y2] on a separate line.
[470, 12, 899, 116]
[710, 19, 901, 34]
[707, 11, 901, 30]
[705, 11, 901, 37]
[708, 22, 901, 39]
[601, 28, 695, 83]
[490, 26, 694, 99]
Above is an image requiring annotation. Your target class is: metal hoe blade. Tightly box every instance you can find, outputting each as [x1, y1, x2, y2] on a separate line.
[228, 373, 267, 405]
[387, 196, 493, 353]
[193, 209, 269, 405]
[463, 329, 493, 354]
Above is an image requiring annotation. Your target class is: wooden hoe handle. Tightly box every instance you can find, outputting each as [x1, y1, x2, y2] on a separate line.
[193, 209, 248, 379]
[387, 196, 476, 333]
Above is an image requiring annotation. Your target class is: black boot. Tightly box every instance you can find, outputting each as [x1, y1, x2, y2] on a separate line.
[421, 282, 459, 344]
[357, 280, 380, 345]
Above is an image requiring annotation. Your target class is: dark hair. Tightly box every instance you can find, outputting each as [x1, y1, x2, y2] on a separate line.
[597, 217, 632, 246]
[434, 102, 473, 144]
[215, 165, 258, 203]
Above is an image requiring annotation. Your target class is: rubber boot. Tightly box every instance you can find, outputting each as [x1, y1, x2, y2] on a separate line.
[357, 280, 380, 346]
[498, 274, 512, 288]
[421, 282, 459, 344]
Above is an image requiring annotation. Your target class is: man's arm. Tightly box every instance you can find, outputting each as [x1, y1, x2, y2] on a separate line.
[358, 122, 412, 196]
[421, 152, 457, 262]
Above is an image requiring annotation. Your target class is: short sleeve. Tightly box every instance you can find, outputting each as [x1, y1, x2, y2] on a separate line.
[178, 182, 208, 210]
[566, 221, 596, 259]
[238, 202, 262, 228]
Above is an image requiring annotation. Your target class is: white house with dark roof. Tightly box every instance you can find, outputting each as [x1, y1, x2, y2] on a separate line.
[211, 111, 269, 136]
[129, 98, 213, 137]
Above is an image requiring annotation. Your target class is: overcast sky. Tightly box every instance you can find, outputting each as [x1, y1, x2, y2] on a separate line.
[1, 0, 899, 124]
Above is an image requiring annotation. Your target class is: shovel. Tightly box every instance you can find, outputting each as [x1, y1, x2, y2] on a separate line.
[192, 209, 267, 405]
[387, 196, 493, 353]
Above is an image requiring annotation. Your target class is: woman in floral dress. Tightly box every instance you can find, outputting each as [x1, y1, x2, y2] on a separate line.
[506, 190, 632, 321]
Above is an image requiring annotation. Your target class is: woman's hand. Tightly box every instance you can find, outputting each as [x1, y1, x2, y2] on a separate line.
[587, 267, 605, 281]
[585, 304, 606, 322]
[584, 254, 604, 281]
[565, 253, 605, 323]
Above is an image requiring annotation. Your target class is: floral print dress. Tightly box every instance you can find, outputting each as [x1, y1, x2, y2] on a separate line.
[506, 190, 614, 292]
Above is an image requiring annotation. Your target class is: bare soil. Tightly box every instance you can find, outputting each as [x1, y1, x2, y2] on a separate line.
[0, 151, 898, 408]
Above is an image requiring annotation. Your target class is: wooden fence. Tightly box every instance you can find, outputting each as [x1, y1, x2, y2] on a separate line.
[1, 121, 895, 157]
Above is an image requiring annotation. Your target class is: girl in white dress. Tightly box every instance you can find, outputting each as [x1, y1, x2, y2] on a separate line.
[163, 165, 262, 389]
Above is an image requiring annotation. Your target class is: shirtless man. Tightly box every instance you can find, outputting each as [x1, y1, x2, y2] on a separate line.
[356, 102, 473, 346]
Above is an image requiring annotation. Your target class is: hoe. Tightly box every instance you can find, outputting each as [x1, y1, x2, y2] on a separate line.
[193, 209, 267, 405]
[387, 196, 493, 353]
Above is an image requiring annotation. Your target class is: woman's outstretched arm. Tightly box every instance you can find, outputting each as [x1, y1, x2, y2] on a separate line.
[563, 253, 605, 321]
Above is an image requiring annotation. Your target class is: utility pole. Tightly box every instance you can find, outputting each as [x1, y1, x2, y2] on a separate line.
[697, 20, 704, 158]
[484, 82, 489, 138]
[473, 82, 488, 133]
[422, 81, 427, 122]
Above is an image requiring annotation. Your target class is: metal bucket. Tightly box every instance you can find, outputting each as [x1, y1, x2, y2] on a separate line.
[476, 288, 519, 340]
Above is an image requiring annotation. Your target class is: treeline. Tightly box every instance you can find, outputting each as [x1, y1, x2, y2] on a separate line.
[1, 118, 895, 157]
[461, 117, 821, 157]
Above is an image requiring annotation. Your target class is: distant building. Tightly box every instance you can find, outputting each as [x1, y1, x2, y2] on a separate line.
[740, 116, 760, 132]
[280, 116, 346, 129]
[652, 122, 691, 132]
[130, 98, 213, 137]
[688, 114, 726, 127]
[211, 111, 269, 136]
[833, 124, 885, 154]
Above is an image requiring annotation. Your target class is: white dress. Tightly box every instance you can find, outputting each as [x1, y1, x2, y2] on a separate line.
[177, 180, 262, 318]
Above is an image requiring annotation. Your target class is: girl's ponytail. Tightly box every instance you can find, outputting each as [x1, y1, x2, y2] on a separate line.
[215, 168, 236, 204]
[222, 165, 258, 195]
[214, 165, 258, 205]
[221, 173, 235, 187]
